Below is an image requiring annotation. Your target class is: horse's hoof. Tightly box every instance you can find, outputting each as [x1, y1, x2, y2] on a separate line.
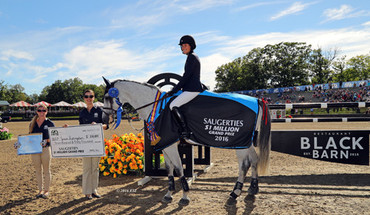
[178, 198, 190, 206]
[161, 196, 173, 204]
[247, 186, 259, 195]
[226, 197, 237, 206]
[244, 194, 255, 202]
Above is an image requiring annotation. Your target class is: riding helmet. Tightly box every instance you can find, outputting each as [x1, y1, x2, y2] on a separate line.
[179, 35, 196, 50]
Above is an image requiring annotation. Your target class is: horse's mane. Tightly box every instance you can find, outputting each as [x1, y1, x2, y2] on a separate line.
[111, 79, 161, 91]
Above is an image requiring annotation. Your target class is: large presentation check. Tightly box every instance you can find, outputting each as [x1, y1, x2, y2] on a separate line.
[17, 133, 43, 155]
[49, 124, 105, 158]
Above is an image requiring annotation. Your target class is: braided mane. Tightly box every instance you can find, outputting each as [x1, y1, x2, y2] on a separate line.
[111, 79, 161, 91]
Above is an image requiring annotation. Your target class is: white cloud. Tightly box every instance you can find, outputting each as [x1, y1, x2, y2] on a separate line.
[178, 0, 233, 12]
[235, 1, 286, 12]
[201, 53, 231, 90]
[59, 40, 177, 85]
[270, 1, 316, 21]
[0, 49, 34, 61]
[212, 28, 370, 60]
[107, 0, 233, 30]
[362, 21, 370, 27]
[322, 4, 370, 22]
[323, 4, 354, 21]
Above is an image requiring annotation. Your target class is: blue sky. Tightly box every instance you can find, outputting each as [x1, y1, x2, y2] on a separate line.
[1, 0, 369, 95]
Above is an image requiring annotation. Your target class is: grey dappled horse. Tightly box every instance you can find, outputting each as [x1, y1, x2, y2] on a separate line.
[102, 78, 271, 206]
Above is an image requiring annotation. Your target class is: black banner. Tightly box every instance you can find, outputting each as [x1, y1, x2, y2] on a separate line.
[271, 130, 369, 165]
[153, 94, 258, 150]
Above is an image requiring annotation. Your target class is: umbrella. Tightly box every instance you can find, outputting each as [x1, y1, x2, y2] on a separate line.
[34, 101, 52, 107]
[52, 101, 72, 107]
[73, 101, 87, 108]
[9, 101, 32, 107]
[94, 101, 104, 107]
[0, 101, 10, 106]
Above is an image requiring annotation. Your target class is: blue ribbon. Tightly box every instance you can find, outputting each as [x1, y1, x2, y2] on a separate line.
[108, 87, 119, 98]
[114, 105, 123, 129]
[108, 87, 124, 129]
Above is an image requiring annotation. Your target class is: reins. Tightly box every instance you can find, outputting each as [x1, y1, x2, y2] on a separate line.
[125, 95, 168, 115]
[105, 87, 168, 129]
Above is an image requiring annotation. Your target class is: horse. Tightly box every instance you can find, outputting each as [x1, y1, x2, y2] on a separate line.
[101, 78, 271, 206]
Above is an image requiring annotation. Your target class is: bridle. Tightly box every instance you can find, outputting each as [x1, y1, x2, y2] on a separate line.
[103, 86, 168, 130]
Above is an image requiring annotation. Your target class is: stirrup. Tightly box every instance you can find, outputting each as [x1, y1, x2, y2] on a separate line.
[180, 131, 192, 139]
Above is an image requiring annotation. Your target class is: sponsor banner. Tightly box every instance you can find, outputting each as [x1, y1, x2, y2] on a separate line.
[49, 124, 104, 158]
[271, 130, 369, 165]
[152, 91, 259, 150]
[17, 133, 43, 155]
[234, 80, 369, 95]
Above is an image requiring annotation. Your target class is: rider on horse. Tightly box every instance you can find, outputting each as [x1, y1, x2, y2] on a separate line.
[167, 35, 203, 139]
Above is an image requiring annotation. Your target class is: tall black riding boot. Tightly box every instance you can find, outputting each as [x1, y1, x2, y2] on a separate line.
[171, 107, 191, 139]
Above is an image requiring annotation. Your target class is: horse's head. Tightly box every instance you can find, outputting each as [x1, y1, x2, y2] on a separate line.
[102, 77, 120, 126]
[102, 77, 162, 128]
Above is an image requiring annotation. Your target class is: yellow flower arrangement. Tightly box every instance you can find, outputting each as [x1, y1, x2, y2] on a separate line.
[99, 133, 144, 177]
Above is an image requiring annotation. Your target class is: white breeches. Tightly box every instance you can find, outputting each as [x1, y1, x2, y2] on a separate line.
[169, 91, 200, 110]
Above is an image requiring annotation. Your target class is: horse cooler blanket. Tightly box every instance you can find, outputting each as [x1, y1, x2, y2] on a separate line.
[147, 91, 259, 151]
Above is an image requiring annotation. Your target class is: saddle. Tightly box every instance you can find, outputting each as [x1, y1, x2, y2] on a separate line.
[147, 91, 259, 151]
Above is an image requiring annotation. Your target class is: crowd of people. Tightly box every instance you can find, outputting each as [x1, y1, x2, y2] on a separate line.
[254, 85, 370, 105]
[312, 87, 369, 103]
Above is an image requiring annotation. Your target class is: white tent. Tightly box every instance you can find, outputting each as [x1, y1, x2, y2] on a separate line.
[94, 101, 104, 107]
[34, 101, 52, 107]
[73, 101, 87, 108]
[10, 101, 32, 107]
[52, 101, 72, 107]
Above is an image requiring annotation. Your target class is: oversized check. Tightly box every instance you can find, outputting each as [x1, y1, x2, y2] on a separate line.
[17, 133, 43, 155]
[49, 124, 105, 158]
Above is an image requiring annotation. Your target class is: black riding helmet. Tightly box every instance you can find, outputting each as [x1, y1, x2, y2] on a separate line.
[179, 35, 196, 50]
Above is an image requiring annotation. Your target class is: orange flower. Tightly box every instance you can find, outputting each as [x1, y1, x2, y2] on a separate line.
[100, 133, 145, 177]
[107, 158, 112, 165]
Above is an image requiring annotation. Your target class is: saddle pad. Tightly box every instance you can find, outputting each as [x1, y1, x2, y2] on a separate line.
[151, 91, 259, 151]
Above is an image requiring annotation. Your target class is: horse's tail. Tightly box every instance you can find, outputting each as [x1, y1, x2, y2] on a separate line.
[256, 99, 271, 176]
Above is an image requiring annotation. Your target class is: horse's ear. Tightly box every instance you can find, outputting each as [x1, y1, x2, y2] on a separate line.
[102, 76, 111, 88]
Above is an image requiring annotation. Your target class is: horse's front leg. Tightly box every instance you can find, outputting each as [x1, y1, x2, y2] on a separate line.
[162, 142, 190, 206]
[162, 150, 175, 203]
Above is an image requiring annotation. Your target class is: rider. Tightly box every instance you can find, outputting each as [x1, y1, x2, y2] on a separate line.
[167, 35, 203, 138]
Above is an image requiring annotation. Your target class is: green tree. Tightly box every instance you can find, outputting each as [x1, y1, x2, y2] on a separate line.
[345, 54, 370, 81]
[309, 48, 338, 84]
[0, 81, 9, 101]
[215, 57, 244, 92]
[215, 42, 313, 92]
[332, 55, 347, 82]
[262, 42, 311, 87]
[39, 78, 84, 104]
[39, 78, 106, 104]
[9, 84, 27, 103]
[27, 93, 39, 104]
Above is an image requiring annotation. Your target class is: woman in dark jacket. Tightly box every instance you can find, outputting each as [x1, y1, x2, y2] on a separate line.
[168, 35, 203, 138]
[79, 89, 108, 200]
